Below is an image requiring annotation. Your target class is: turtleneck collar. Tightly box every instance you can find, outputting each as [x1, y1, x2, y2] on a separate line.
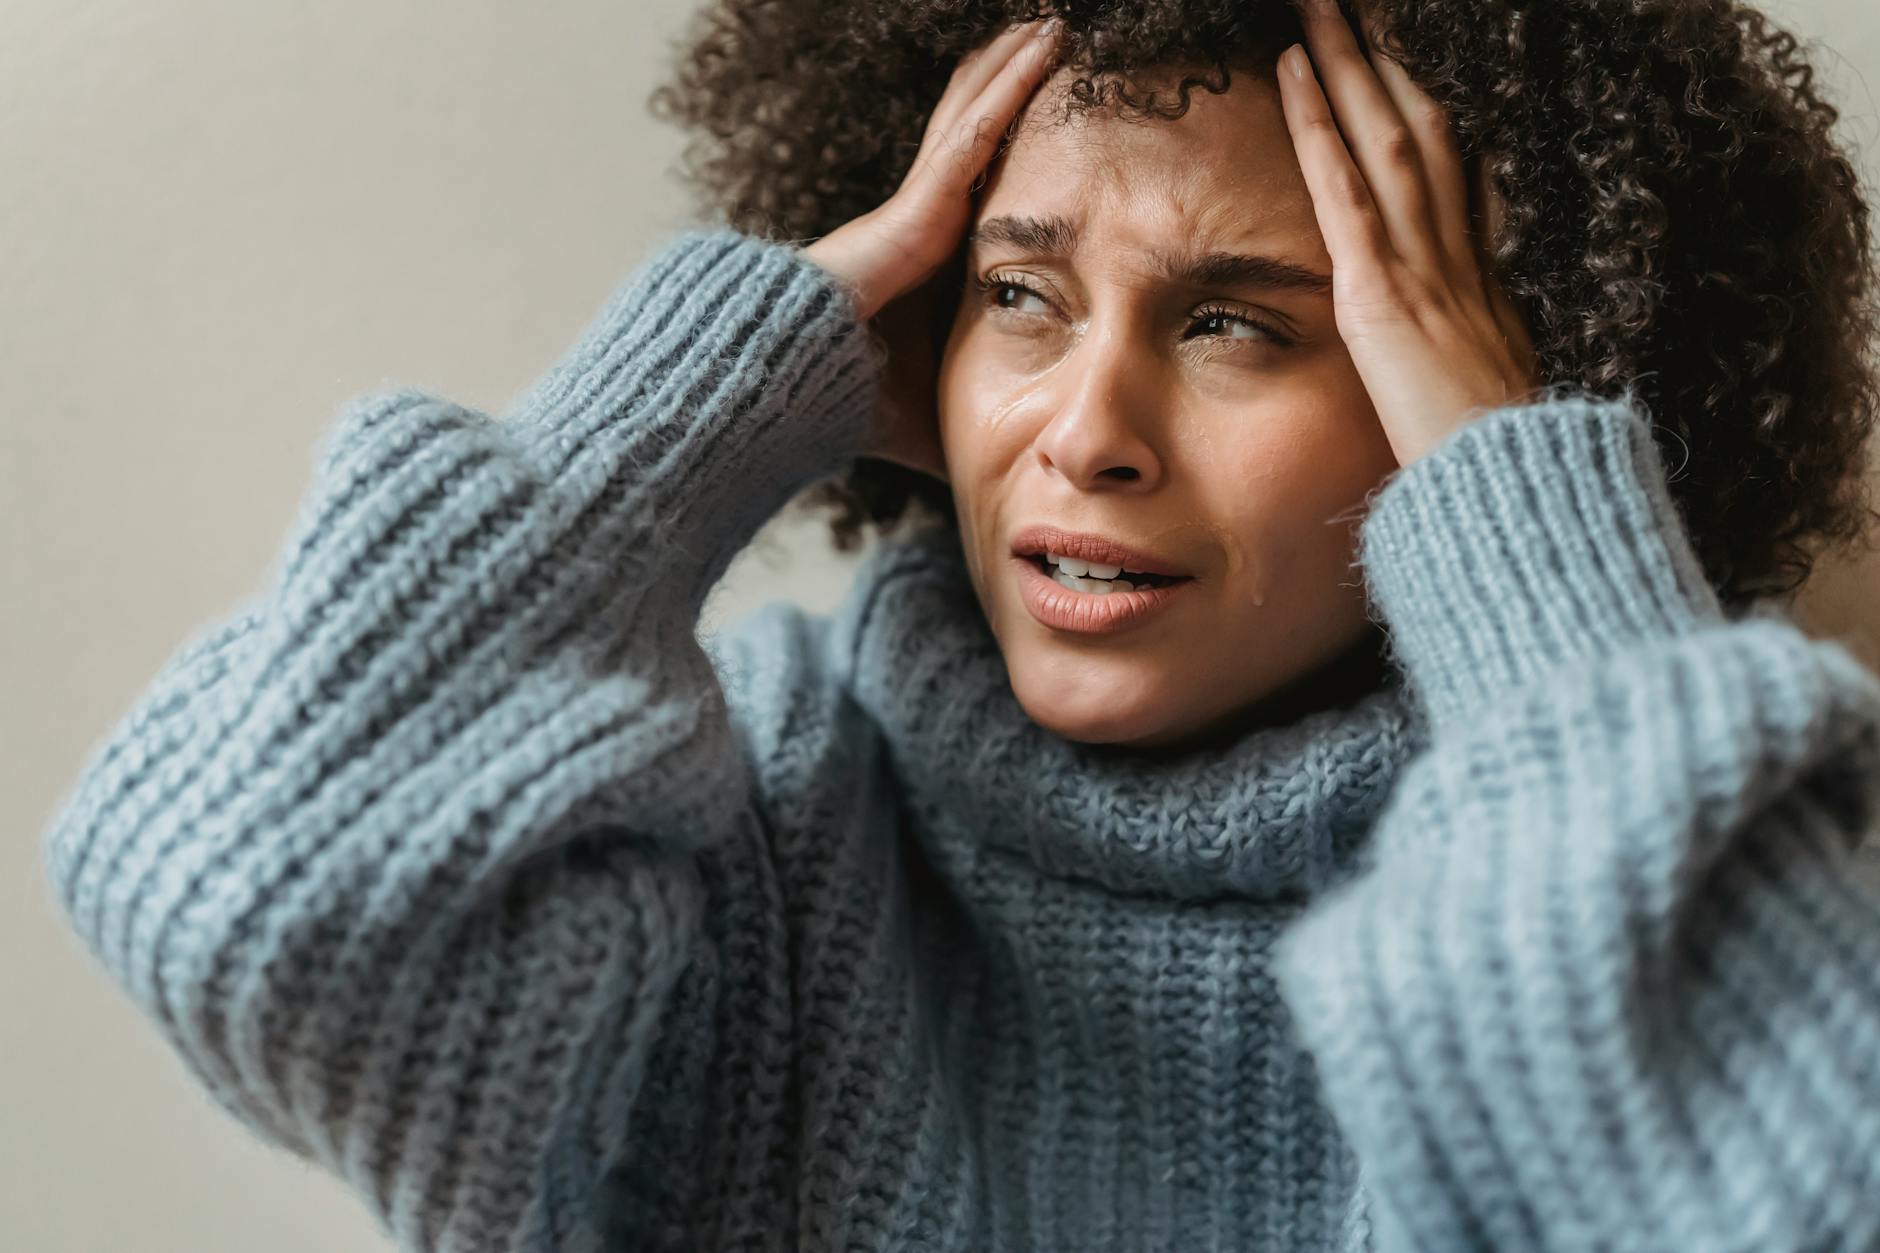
[832, 525, 1433, 904]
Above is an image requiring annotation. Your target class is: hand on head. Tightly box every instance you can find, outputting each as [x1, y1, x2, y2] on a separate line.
[804, 17, 1064, 481]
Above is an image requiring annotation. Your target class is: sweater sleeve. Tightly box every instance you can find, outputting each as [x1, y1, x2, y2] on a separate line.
[1270, 390, 1880, 1253]
[37, 227, 882, 1252]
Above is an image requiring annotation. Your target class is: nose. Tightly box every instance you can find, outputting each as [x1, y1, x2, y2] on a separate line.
[1030, 324, 1166, 493]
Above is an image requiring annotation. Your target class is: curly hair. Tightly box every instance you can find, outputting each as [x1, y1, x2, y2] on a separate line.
[650, 0, 1880, 608]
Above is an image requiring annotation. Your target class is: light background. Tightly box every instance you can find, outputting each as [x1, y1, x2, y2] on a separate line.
[4, 2, 1877, 1248]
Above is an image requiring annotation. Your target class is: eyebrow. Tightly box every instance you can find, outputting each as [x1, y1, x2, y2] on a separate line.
[967, 212, 1333, 296]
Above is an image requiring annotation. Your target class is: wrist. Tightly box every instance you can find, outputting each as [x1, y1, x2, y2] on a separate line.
[1359, 390, 1725, 729]
[802, 229, 885, 322]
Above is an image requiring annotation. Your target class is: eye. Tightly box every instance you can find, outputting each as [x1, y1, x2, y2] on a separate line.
[976, 273, 1054, 317]
[1187, 305, 1294, 348]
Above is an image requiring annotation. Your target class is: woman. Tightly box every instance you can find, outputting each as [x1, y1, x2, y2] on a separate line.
[40, 0, 1880, 1249]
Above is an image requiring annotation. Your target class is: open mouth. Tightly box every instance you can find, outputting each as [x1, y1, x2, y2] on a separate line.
[1028, 552, 1189, 593]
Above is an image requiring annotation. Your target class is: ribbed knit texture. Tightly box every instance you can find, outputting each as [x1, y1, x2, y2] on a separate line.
[39, 228, 1880, 1252]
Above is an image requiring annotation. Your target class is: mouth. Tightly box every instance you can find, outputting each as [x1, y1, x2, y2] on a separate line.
[1020, 551, 1186, 593]
[1008, 525, 1197, 593]
[1007, 525, 1200, 635]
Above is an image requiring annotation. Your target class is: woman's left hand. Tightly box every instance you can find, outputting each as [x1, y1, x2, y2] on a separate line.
[1278, 0, 1540, 468]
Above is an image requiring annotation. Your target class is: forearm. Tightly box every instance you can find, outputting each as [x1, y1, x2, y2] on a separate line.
[1275, 392, 1880, 1252]
[39, 226, 881, 1249]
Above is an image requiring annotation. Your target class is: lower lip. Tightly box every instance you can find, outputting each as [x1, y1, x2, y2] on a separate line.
[1013, 555, 1195, 635]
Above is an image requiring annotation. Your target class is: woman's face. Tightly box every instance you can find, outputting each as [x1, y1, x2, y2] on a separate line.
[936, 60, 1404, 749]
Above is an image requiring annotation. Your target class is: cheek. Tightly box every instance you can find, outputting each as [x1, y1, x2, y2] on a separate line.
[936, 338, 1041, 487]
[1240, 411, 1384, 499]
[1186, 391, 1394, 589]
[936, 337, 1036, 598]
[1220, 367, 1389, 500]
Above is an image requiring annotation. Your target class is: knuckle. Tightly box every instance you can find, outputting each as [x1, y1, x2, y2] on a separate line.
[1396, 284, 1438, 319]
[1413, 99, 1448, 131]
[1338, 268, 1410, 317]
[1331, 171, 1373, 212]
[1377, 127, 1420, 169]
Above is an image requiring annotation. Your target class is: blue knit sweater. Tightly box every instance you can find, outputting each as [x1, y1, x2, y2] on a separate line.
[40, 228, 1880, 1252]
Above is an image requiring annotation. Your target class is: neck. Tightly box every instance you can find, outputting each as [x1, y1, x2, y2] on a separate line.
[839, 538, 1427, 902]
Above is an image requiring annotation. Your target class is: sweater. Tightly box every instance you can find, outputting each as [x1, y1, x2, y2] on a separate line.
[38, 226, 1880, 1253]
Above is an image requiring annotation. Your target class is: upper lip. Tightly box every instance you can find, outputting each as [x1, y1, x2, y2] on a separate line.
[1009, 525, 1195, 578]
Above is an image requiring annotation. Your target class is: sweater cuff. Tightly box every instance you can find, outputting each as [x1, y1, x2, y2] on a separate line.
[505, 228, 886, 605]
[1358, 390, 1727, 729]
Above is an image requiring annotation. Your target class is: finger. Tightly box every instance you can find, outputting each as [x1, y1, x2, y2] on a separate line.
[929, 19, 1055, 135]
[917, 21, 1061, 195]
[1294, 0, 1443, 275]
[957, 22, 1062, 166]
[1277, 43, 1393, 275]
[1367, 42, 1478, 294]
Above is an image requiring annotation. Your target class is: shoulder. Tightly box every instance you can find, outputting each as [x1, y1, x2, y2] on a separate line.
[700, 589, 879, 846]
[701, 525, 968, 833]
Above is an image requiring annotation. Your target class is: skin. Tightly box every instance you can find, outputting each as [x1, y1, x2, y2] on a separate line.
[936, 62, 1402, 749]
[807, 3, 1537, 751]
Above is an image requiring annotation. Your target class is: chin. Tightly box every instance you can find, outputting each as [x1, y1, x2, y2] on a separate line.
[1006, 656, 1192, 747]
[1020, 700, 1157, 746]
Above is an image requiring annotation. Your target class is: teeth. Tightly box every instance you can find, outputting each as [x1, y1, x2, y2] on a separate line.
[1044, 550, 1131, 580]
[1041, 548, 1171, 591]
[1051, 570, 1137, 595]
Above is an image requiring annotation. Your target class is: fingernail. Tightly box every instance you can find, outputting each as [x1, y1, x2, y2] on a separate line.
[1283, 44, 1306, 79]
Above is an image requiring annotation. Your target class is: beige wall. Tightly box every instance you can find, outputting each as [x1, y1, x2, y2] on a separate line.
[4, 2, 1877, 1248]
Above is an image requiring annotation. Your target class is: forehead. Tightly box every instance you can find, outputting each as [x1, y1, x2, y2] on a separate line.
[979, 64, 1316, 246]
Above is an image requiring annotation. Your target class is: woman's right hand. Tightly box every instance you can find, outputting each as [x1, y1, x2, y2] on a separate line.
[804, 16, 1064, 481]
